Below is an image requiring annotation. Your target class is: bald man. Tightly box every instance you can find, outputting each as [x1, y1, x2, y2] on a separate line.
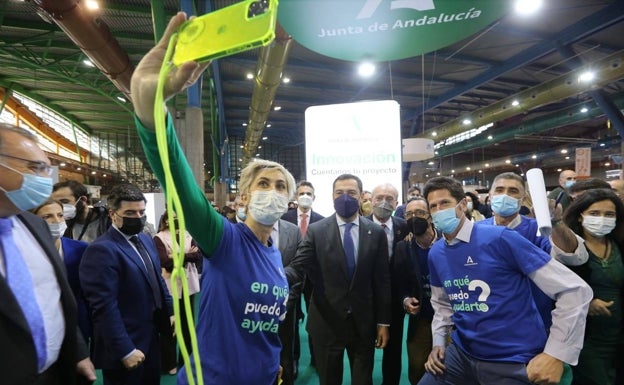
[547, 170, 576, 212]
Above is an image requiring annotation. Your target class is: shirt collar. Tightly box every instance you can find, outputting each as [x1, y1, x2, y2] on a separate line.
[373, 216, 393, 230]
[495, 213, 522, 229]
[336, 214, 359, 227]
[446, 217, 473, 245]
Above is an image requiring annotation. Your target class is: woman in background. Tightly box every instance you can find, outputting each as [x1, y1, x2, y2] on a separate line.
[563, 188, 624, 385]
[153, 210, 202, 375]
[31, 198, 90, 341]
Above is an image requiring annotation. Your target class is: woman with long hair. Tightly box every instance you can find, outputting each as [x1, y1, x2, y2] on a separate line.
[563, 188, 624, 385]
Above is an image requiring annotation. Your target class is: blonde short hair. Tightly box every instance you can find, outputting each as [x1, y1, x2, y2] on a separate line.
[239, 159, 296, 199]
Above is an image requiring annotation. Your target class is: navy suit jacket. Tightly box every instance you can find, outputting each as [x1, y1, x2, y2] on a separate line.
[281, 208, 324, 227]
[287, 214, 391, 343]
[0, 211, 88, 385]
[79, 227, 173, 369]
[61, 237, 90, 341]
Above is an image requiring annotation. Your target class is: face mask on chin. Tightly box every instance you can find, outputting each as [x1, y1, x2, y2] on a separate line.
[247, 190, 289, 226]
[0, 163, 53, 211]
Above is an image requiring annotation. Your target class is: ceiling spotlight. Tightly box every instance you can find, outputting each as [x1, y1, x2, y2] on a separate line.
[358, 62, 375, 77]
[578, 71, 595, 83]
[605, 162, 611, 167]
[478, 170, 482, 173]
[432, 131, 437, 137]
[246, 73, 254, 80]
[60, 162, 66, 167]
[273, 106, 282, 111]
[462, 118, 472, 125]
[103, 174, 107, 177]
[76, 167, 81, 171]
[283, 77, 291, 84]
[266, 124, 272, 128]
[437, 172, 441, 176]
[531, 154, 537, 159]
[485, 163, 490, 167]
[511, 100, 520, 106]
[91, 171, 96, 175]
[557, 168, 562, 172]
[565, 156, 570, 160]
[515, 0, 542, 15]
[561, 149, 568, 154]
[262, 136, 268, 140]
[600, 143, 606, 147]
[505, 160, 511, 164]
[451, 169, 455, 173]
[487, 135, 493, 140]
[240, 145, 244, 148]
[83, 59, 95, 67]
[428, 161, 434, 165]
[116, 96, 126, 103]
[242, 123, 248, 126]
[85, 0, 99, 10]
[466, 167, 471, 170]
[580, 106, 589, 113]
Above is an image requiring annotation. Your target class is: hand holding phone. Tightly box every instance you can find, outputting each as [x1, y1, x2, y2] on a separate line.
[172, 0, 278, 65]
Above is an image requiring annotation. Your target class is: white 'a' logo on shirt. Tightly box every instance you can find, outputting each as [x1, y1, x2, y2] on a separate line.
[465, 256, 477, 266]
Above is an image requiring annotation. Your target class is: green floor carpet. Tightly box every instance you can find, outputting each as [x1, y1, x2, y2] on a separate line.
[93, 308, 412, 385]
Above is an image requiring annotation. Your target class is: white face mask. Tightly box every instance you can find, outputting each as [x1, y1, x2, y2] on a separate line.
[297, 194, 313, 209]
[48, 221, 68, 239]
[247, 190, 289, 226]
[582, 215, 616, 237]
[63, 203, 77, 220]
[466, 202, 473, 212]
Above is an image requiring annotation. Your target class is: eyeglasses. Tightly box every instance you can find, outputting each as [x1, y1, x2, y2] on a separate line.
[405, 209, 429, 219]
[0, 152, 53, 176]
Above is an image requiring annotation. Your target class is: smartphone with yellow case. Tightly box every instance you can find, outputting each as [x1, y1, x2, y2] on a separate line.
[172, 0, 278, 65]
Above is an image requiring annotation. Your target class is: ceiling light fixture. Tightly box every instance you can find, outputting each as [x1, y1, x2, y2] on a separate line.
[511, 100, 520, 106]
[273, 106, 282, 111]
[246, 73, 254, 79]
[515, 0, 542, 15]
[462, 118, 472, 125]
[578, 71, 595, 83]
[358, 62, 375, 77]
[83, 59, 95, 67]
[85, 0, 99, 10]
[283, 77, 291, 83]
[580, 106, 589, 113]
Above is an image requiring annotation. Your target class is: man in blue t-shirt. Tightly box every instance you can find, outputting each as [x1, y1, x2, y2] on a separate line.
[418, 177, 592, 385]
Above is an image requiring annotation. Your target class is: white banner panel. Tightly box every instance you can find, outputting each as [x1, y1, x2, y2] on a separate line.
[305, 100, 403, 217]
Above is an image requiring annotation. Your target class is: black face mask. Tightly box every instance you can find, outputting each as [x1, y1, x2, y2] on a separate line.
[118, 215, 147, 235]
[408, 217, 430, 236]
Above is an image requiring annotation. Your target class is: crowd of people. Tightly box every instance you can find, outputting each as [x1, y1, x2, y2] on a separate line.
[1, 12, 622, 385]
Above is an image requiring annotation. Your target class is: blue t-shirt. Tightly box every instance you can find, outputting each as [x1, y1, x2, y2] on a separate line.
[428, 225, 551, 363]
[178, 220, 288, 385]
[480, 216, 554, 329]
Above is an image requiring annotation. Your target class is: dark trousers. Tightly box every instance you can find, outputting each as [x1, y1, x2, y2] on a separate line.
[382, 302, 406, 385]
[407, 317, 432, 385]
[103, 331, 161, 385]
[312, 315, 374, 385]
[160, 294, 196, 371]
[278, 302, 297, 385]
[295, 277, 315, 366]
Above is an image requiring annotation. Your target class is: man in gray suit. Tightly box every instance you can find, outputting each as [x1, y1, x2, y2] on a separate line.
[287, 174, 391, 385]
[273, 219, 303, 385]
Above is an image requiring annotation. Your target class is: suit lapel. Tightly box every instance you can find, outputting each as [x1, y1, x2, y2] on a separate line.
[109, 228, 153, 286]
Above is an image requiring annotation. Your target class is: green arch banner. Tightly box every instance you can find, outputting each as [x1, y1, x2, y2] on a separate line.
[278, 0, 511, 61]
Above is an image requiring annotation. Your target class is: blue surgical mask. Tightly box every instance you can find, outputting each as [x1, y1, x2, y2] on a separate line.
[334, 194, 360, 218]
[237, 207, 247, 220]
[0, 163, 53, 211]
[564, 180, 575, 189]
[490, 194, 520, 217]
[431, 205, 460, 234]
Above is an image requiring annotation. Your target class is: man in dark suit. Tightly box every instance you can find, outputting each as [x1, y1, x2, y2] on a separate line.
[80, 183, 173, 385]
[287, 174, 391, 385]
[368, 183, 408, 385]
[0, 124, 96, 385]
[273, 219, 303, 385]
[281, 180, 324, 370]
